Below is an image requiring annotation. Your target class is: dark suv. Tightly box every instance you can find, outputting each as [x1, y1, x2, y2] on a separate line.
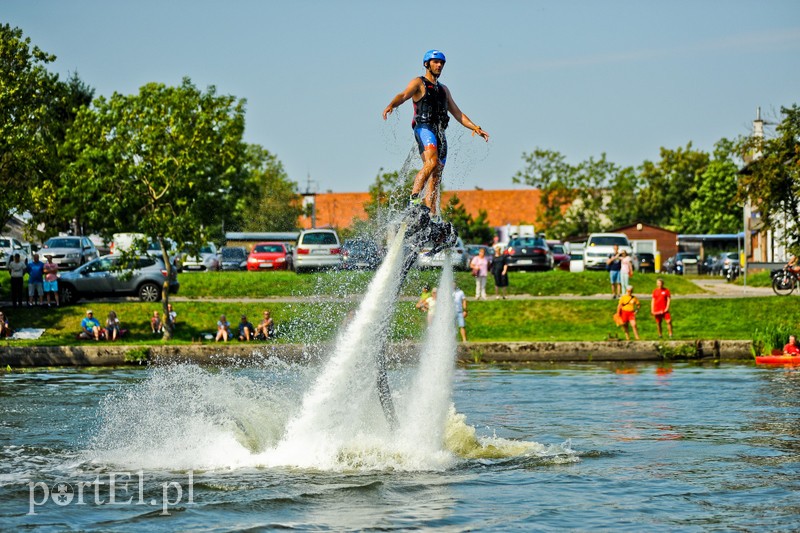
[505, 237, 554, 271]
[58, 255, 180, 304]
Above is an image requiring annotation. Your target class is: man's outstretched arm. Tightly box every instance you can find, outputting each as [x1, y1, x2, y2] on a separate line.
[383, 78, 423, 120]
[444, 86, 489, 141]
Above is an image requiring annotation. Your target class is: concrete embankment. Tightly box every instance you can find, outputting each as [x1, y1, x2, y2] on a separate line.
[0, 340, 753, 367]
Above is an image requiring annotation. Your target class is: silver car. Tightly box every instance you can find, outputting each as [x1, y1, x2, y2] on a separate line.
[58, 255, 180, 304]
[40, 236, 100, 270]
[293, 229, 342, 273]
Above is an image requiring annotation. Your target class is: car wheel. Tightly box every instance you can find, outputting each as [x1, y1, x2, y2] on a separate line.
[138, 282, 161, 302]
[60, 284, 79, 305]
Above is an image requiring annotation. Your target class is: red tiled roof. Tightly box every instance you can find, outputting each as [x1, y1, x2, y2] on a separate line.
[299, 189, 543, 229]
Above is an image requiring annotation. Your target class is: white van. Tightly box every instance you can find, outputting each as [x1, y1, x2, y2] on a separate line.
[584, 233, 632, 270]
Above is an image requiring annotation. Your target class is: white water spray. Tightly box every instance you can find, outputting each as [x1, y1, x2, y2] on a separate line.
[265, 228, 409, 469]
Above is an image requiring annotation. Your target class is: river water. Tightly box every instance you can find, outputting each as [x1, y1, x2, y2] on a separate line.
[1, 362, 798, 531]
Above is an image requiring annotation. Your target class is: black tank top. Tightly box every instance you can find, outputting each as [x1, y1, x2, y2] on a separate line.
[412, 77, 449, 129]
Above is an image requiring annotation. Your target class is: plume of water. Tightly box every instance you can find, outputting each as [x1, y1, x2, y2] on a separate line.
[265, 228, 408, 469]
[397, 254, 457, 462]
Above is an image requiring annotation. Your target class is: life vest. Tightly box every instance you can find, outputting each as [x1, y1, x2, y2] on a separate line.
[412, 77, 449, 130]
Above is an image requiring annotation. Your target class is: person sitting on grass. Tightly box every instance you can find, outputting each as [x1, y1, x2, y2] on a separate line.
[238, 314, 254, 341]
[0, 311, 11, 339]
[215, 314, 231, 342]
[150, 310, 162, 334]
[616, 286, 640, 341]
[80, 310, 102, 341]
[255, 310, 275, 340]
[783, 335, 800, 355]
[105, 310, 121, 342]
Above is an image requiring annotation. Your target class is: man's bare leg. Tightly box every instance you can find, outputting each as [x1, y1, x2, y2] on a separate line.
[411, 146, 438, 205]
[425, 169, 442, 217]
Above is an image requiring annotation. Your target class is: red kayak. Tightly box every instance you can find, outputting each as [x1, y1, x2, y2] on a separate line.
[755, 354, 800, 365]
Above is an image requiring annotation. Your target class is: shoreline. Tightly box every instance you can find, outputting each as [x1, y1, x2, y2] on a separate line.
[0, 340, 753, 367]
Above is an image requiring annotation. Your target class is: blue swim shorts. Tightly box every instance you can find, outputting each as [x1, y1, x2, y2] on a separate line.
[414, 125, 447, 166]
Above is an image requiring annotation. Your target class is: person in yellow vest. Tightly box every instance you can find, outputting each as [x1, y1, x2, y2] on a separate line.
[616, 286, 641, 340]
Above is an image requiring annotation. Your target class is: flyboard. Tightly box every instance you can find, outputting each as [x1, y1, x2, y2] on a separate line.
[375, 203, 458, 429]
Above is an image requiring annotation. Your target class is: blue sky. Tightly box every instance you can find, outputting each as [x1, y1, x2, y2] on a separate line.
[6, 0, 799, 193]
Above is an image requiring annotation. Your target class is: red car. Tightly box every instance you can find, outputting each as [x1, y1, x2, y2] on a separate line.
[546, 240, 571, 271]
[247, 242, 293, 271]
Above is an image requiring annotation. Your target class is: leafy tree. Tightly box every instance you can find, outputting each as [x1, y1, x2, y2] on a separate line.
[442, 195, 494, 244]
[0, 24, 62, 229]
[235, 144, 302, 232]
[363, 168, 416, 223]
[738, 104, 800, 251]
[635, 143, 709, 230]
[680, 138, 742, 234]
[61, 78, 248, 339]
[513, 149, 577, 233]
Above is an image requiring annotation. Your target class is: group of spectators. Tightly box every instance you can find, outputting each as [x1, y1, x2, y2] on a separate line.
[7, 252, 60, 308]
[215, 310, 275, 342]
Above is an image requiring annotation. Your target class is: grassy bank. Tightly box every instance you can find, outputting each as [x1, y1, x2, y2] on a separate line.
[0, 296, 782, 347]
[0, 269, 704, 301]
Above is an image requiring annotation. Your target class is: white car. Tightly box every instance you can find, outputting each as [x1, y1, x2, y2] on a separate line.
[293, 229, 342, 273]
[181, 243, 220, 271]
[40, 236, 100, 270]
[583, 233, 632, 271]
[569, 251, 585, 272]
[417, 237, 469, 270]
[0, 236, 31, 268]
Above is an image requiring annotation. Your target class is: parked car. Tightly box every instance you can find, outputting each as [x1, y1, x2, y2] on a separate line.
[700, 255, 719, 275]
[505, 236, 554, 271]
[417, 237, 468, 270]
[247, 242, 293, 271]
[715, 252, 740, 277]
[636, 252, 656, 273]
[569, 251, 584, 272]
[0, 236, 31, 268]
[58, 254, 179, 305]
[342, 239, 381, 270]
[546, 240, 571, 271]
[583, 233, 632, 270]
[663, 252, 699, 275]
[40, 236, 100, 270]
[181, 243, 220, 271]
[220, 246, 249, 271]
[293, 229, 342, 273]
[110, 233, 146, 255]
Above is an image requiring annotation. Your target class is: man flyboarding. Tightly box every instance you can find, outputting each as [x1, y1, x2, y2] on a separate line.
[382, 49, 489, 219]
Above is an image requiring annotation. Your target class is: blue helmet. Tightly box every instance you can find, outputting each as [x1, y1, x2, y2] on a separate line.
[423, 49, 446, 66]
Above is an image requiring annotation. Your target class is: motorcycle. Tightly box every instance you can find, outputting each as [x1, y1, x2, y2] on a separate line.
[772, 266, 799, 296]
[725, 263, 740, 283]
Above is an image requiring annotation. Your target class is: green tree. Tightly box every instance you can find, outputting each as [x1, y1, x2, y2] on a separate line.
[635, 143, 709, 230]
[738, 104, 800, 251]
[61, 78, 248, 339]
[363, 168, 416, 223]
[442, 195, 495, 244]
[0, 24, 62, 229]
[513, 149, 576, 233]
[235, 144, 302, 232]
[680, 138, 742, 234]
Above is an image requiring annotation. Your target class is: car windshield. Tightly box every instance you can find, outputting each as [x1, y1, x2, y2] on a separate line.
[254, 244, 284, 253]
[588, 236, 629, 247]
[0, 239, 10, 247]
[550, 244, 565, 254]
[222, 248, 246, 258]
[677, 254, 698, 260]
[639, 254, 654, 260]
[44, 238, 80, 249]
[570, 253, 583, 260]
[302, 232, 337, 245]
[510, 238, 547, 248]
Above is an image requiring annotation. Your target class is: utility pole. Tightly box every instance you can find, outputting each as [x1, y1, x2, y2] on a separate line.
[300, 174, 318, 229]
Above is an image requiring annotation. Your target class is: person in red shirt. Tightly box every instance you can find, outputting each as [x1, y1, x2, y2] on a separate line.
[651, 278, 673, 339]
[783, 335, 800, 355]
